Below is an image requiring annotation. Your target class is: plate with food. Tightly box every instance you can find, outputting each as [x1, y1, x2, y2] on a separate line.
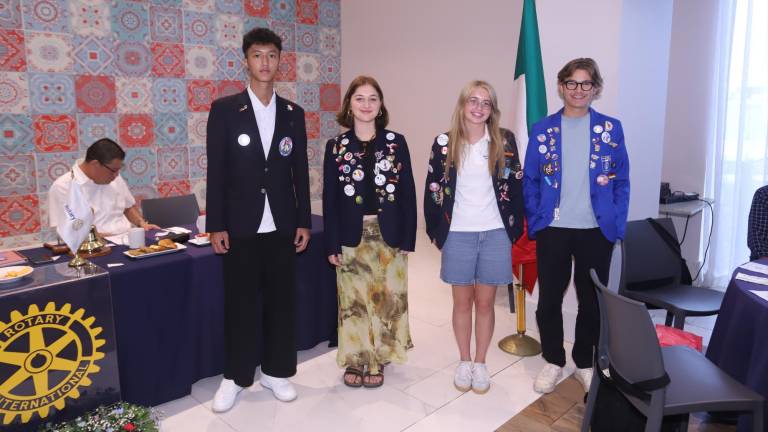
[0, 265, 33, 283]
[124, 239, 187, 259]
[188, 233, 211, 247]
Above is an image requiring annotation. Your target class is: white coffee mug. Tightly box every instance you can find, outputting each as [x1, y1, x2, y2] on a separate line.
[128, 227, 146, 248]
[196, 214, 206, 234]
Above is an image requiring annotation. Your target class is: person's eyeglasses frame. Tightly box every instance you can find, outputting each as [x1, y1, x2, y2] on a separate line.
[562, 80, 595, 91]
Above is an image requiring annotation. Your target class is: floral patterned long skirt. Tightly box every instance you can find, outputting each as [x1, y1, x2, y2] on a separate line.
[336, 219, 413, 375]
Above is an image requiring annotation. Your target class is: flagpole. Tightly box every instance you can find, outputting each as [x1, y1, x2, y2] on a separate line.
[499, 0, 545, 357]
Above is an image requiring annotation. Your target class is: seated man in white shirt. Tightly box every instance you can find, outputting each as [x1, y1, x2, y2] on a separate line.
[48, 138, 160, 237]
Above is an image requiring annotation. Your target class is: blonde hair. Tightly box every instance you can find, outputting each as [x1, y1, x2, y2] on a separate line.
[445, 80, 505, 179]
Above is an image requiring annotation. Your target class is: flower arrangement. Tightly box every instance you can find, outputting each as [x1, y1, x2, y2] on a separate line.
[38, 402, 159, 432]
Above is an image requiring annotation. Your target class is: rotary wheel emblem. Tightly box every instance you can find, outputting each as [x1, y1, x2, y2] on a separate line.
[0, 303, 105, 425]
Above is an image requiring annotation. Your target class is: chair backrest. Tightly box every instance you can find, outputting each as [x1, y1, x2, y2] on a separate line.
[590, 269, 667, 384]
[607, 240, 625, 294]
[623, 218, 681, 291]
[140, 194, 200, 228]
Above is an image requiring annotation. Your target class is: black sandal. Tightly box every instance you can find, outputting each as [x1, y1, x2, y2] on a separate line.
[343, 367, 364, 388]
[363, 365, 384, 388]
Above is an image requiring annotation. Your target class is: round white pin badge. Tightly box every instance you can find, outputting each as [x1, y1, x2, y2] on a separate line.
[386, 132, 395, 141]
[237, 134, 250, 146]
[344, 184, 355, 196]
[437, 134, 448, 146]
[538, 144, 547, 154]
[385, 184, 395, 193]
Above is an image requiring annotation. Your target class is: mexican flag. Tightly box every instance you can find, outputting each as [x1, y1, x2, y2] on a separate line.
[512, 0, 546, 294]
[511, 0, 547, 162]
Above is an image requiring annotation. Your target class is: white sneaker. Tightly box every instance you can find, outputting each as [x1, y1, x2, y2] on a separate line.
[212, 378, 244, 413]
[574, 367, 593, 393]
[471, 362, 490, 394]
[533, 363, 563, 394]
[454, 361, 473, 392]
[260, 373, 297, 402]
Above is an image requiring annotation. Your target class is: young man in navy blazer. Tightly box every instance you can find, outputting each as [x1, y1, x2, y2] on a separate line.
[205, 27, 311, 412]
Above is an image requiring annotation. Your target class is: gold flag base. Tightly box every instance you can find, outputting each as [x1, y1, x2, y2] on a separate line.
[499, 263, 542, 357]
[499, 333, 542, 357]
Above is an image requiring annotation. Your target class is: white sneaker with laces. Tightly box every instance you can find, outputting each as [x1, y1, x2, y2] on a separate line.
[574, 367, 594, 393]
[212, 378, 244, 413]
[454, 361, 473, 392]
[260, 373, 297, 402]
[533, 363, 563, 394]
[471, 362, 491, 394]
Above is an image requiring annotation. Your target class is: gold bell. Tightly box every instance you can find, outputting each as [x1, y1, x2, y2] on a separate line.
[78, 225, 106, 255]
[69, 225, 106, 267]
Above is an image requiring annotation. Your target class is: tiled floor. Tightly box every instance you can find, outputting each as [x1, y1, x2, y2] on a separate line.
[497, 377, 736, 432]
[155, 232, 717, 431]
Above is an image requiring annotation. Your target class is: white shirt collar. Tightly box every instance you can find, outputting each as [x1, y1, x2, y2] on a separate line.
[470, 126, 491, 146]
[72, 159, 93, 186]
[247, 85, 276, 112]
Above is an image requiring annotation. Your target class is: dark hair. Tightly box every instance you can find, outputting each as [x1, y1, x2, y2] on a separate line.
[557, 57, 604, 97]
[336, 75, 389, 130]
[85, 138, 125, 164]
[242, 27, 282, 56]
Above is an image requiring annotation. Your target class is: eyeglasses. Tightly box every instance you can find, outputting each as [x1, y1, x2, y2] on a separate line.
[563, 80, 595, 91]
[100, 161, 122, 174]
[467, 97, 493, 111]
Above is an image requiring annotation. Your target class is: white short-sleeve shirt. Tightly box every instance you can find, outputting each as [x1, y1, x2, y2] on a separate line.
[450, 128, 504, 232]
[48, 160, 136, 236]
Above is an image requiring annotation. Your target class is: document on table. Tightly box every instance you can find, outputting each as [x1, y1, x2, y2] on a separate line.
[739, 261, 768, 276]
[735, 272, 768, 286]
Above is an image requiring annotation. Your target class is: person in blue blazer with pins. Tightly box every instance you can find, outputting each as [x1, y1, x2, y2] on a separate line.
[523, 58, 630, 394]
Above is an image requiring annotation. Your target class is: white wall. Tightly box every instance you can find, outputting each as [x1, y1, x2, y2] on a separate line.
[340, 0, 669, 226]
[662, 0, 722, 274]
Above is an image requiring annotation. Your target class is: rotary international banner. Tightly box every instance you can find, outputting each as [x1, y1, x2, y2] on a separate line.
[0, 263, 120, 431]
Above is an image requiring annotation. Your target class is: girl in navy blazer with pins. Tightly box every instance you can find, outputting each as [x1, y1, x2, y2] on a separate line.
[323, 76, 416, 389]
[424, 80, 524, 395]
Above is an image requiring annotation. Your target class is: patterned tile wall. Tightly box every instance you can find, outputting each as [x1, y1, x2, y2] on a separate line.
[0, 0, 340, 249]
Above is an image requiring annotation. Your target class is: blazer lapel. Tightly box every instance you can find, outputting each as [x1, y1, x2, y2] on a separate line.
[267, 96, 289, 162]
[237, 90, 266, 164]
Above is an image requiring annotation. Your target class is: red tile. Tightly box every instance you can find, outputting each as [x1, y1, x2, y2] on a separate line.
[151, 42, 185, 77]
[157, 180, 190, 197]
[75, 75, 116, 113]
[0, 194, 40, 237]
[187, 79, 217, 112]
[33, 115, 77, 152]
[276, 52, 296, 82]
[0, 29, 26, 71]
[319, 83, 340, 112]
[119, 114, 155, 147]
[305, 111, 320, 139]
[245, 0, 270, 17]
[296, 0, 318, 24]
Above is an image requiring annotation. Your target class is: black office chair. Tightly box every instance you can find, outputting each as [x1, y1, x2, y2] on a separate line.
[622, 218, 723, 329]
[140, 194, 200, 228]
[581, 270, 764, 432]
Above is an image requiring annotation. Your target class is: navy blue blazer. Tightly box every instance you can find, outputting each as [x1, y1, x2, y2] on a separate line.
[423, 129, 525, 249]
[205, 90, 311, 238]
[322, 129, 417, 255]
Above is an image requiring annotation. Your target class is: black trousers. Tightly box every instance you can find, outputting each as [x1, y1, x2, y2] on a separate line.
[535, 227, 613, 368]
[223, 231, 296, 387]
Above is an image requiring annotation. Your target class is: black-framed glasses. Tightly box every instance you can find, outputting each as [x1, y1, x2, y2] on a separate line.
[100, 161, 122, 174]
[563, 80, 594, 91]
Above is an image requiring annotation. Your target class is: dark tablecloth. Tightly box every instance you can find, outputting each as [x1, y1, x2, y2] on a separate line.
[26, 215, 337, 406]
[706, 259, 768, 431]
